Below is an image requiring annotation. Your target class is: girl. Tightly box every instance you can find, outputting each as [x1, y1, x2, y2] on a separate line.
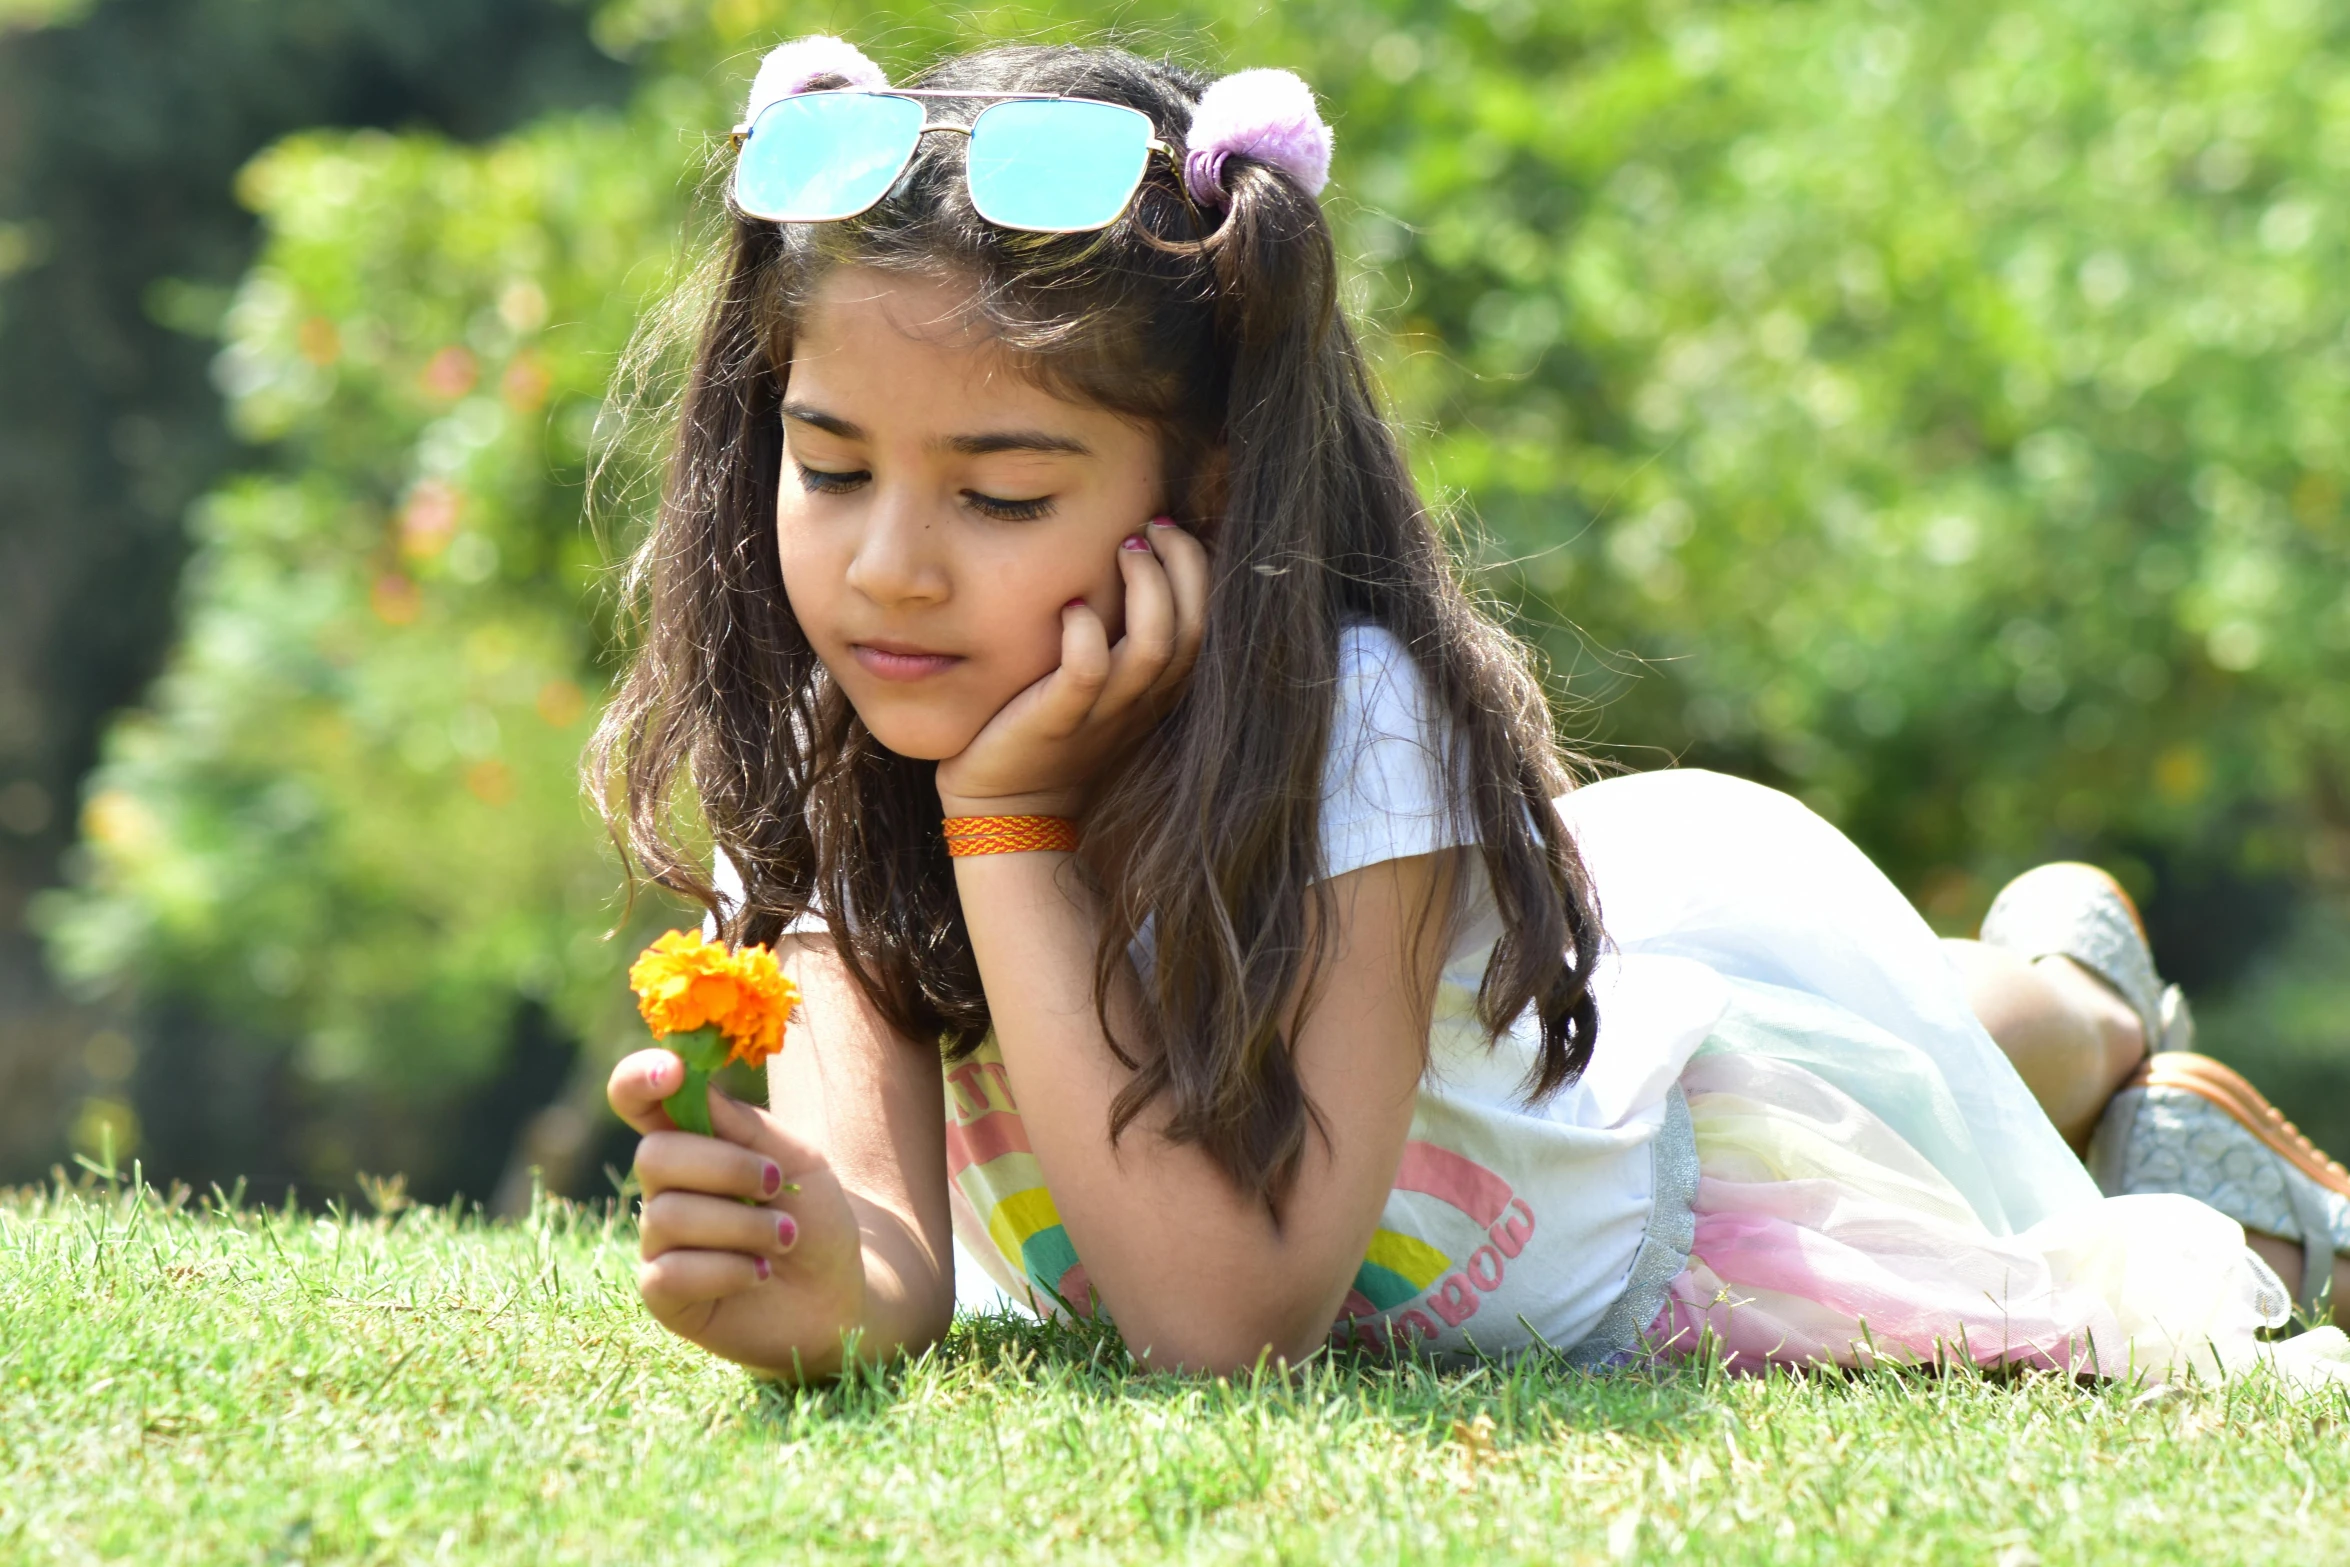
[595, 36, 2350, 1383]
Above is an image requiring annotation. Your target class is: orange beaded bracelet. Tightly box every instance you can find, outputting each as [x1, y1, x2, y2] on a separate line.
[941, 814, 1080, 857]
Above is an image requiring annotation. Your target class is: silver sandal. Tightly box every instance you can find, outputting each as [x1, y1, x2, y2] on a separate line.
[1980, 862, 2347, 1321]
[2091, 1053, 2348, 1322]
[1979, 861, 2195, 1054]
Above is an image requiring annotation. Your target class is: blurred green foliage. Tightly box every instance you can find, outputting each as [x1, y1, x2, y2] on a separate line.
[42, 111, 688, 1094]
[1390, 0, 2350, 920]
[0, 0, 631, 1191]
[37, 0, 2350, 1184]
[0, 0, 91, 30]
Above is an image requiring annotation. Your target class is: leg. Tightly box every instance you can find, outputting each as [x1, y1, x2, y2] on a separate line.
[1943, 938, 2147, 1151]
[2247, 1233, 2347, 1329]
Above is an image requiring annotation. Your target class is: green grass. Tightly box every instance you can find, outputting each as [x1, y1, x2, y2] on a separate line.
[5, 1178, 2346, 1565]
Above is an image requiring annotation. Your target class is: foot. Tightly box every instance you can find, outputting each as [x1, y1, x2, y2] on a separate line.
[1978, 862, 2195, 1055]
[2091, 1052, 2350, 1324]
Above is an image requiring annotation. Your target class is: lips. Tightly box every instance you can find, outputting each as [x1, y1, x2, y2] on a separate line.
[849, 640, 963, 682]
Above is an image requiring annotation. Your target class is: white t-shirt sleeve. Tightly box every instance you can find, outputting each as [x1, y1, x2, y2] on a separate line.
[704, 846, 826, 939]
[704, 847, 746, 939]
[1317, 623, 1478, 882]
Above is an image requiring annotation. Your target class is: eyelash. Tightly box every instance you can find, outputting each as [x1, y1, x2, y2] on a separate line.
[969, 492, 1055, 522]
[791, 462, 1055, 522]
[793, 462, 863, 496]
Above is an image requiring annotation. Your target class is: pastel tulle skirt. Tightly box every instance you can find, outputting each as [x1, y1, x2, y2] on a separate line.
[1558, 770, 2349, 1387]
[1646, 982, 2295, 1378]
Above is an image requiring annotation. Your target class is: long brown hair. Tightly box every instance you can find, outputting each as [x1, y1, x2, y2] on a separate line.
[594, 42, 1604, 1205]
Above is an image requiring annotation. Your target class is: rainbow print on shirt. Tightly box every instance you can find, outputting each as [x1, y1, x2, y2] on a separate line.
[1335, 1141, 1537, 1352]
[944, 1054, 1093, 1313]
[944, 1050, 1536, 1341]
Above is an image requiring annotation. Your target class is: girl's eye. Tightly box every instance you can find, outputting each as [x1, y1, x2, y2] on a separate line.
[964, 490, 1054, 522]
[793, 461, 867, 495]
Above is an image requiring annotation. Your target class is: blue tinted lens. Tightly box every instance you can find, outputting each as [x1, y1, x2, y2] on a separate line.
[967, 100, 1154, 232]
[734, 93, 924, 222]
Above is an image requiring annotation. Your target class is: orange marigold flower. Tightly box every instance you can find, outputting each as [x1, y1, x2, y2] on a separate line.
[627, 929, 797, 1068]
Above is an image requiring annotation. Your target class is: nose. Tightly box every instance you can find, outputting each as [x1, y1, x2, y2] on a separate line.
[841, 485, 950, 608]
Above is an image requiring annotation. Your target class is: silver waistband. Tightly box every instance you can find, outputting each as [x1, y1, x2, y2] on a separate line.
[1560, 1082, 1699, 1369]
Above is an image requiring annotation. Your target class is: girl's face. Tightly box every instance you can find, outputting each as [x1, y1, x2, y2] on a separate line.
[776, 267, 1168, 761]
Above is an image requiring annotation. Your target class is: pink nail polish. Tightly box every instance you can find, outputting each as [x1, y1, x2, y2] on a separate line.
[1148, 514, 1175, 527]
[1065, 597, 1087, 609]
[760, 1161, 782, 1197]
[753, 1255, 772, 1281]
[775, 1213, 799, 1251]
[1121, 534, 1151, 551]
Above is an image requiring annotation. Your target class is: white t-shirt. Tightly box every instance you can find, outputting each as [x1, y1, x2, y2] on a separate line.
[943, 623, 1722, 1361]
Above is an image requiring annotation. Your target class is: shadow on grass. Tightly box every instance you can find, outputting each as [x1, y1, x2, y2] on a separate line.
[741, 1296, 2350, 1460]
[738, 1300, 1730, 1451]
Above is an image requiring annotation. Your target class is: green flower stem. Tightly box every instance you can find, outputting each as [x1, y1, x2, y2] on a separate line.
[661, 1026, 731, 1137]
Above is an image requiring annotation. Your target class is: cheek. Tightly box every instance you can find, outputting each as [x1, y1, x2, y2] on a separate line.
[773, 514, 836, 621]
[974, 547, 1128, 673]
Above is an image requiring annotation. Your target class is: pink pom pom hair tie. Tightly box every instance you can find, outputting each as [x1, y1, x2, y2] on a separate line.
[1182, 67, 1334, 209]
[745, 34, 889, 122]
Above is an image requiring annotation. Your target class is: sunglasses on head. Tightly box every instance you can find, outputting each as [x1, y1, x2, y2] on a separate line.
[728, 89, 1190, 234]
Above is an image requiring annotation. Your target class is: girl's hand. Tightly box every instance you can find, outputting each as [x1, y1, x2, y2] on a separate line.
[934, 518, 1208, 818]
[607, 1048, 866, 1372]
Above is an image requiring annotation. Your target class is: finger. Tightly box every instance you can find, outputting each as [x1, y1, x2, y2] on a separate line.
[1098, 533, 1176, 712]
[1146, 518, 1210, 689]
[639, 1188, 802, 1262]
[607, 1049, 686, 1135]
[634, 1127, 787, 1202]
[639, 1249, 769, 1318]
[1025, 597, 1113, 735]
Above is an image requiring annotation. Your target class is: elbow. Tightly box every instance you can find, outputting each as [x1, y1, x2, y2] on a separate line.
[906, 1298, 957, 1359]
[1098, 1270, 1345, 1375]
[1119, 1312, 1330, 1377]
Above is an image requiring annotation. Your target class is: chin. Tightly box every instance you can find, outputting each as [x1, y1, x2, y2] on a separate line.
[857, 709, 978, 764]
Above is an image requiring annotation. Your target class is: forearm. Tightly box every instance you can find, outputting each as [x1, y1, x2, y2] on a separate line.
[951, 850, 1355, 1367]
[701, 941, 957, 1383]
[847, 1196, 957, 1360]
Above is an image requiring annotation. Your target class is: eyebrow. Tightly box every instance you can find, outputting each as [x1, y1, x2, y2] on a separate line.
[780, 401, 1092, 458]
